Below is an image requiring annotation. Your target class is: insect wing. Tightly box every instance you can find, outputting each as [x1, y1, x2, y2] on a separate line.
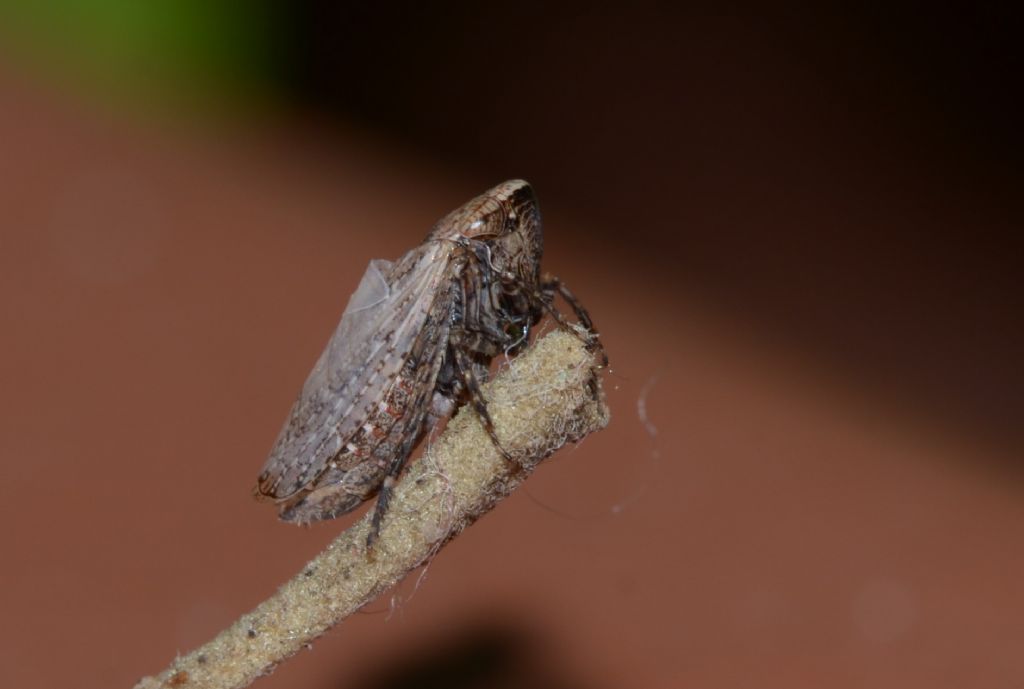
[257, 244, 451, 500]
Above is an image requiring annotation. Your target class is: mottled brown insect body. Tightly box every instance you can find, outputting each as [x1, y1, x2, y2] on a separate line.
[255, 180, 601, 544]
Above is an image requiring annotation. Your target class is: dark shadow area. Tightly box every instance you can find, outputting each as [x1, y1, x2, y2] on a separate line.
[338, 620, 586, 689]
[277, 1, 1023, 454]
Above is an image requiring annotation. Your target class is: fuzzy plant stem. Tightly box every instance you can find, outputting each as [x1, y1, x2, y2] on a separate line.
[134, 329, 609, 689]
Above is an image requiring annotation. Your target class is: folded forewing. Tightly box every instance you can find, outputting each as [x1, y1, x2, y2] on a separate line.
[257, 242, 452, 500]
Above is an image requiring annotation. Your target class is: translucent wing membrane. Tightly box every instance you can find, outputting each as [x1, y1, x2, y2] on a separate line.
[257, 244, 452, 501]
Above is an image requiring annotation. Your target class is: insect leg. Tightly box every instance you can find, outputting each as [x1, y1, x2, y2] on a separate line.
[449, 332, 514, 462]
[541, 274, 593, 329]
[539, 274, 608, 366]
[365, 404, 433, 549]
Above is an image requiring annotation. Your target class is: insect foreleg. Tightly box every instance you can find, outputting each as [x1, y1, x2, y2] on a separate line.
[540, 274, 593, 330]
[539, 274, 607, 365]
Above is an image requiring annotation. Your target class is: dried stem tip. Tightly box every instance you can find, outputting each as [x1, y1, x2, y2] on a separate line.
[135, 329, 609, 689]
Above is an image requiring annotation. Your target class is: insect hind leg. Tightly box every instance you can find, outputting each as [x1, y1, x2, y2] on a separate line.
[366, 424, 425, 549]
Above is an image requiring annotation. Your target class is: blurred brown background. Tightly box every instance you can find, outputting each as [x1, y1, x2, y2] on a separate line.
[1, 3, 1022, 688]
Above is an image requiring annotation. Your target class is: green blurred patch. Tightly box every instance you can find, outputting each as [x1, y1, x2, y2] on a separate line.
[0, 1, 288, 109]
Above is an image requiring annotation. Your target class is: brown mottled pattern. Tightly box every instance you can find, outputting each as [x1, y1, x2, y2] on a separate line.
[254, 180, 599, 538]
